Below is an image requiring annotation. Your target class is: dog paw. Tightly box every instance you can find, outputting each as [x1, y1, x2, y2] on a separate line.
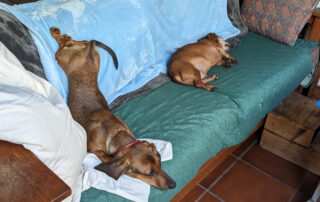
[207, 85, 217, 91]
[231, 58, 238, 64]
[225, 61, 233, 68]
[211, 74, 219, 80]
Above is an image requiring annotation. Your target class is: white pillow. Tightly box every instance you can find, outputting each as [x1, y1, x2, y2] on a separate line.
[0, 42, 87, 202]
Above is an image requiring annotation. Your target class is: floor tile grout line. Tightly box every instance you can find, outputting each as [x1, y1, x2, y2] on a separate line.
[288, 192, 296, 202]
[231, 154, 297, 191]
[296, 172, 310, 193]
[238, 139, 258, 159]
[195, 184, 209, 202]
[197, 184, 225, 202]
[288, 172, 310, 202]
[195, 159, 238, 201]
[196, 139, 257, 202]
[207, 190, 225, 202]
[206, 160, 238, 190]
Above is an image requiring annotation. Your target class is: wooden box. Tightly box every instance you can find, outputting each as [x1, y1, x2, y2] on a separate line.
[260, 92, 320, 175]
[0, 141, 71, 201]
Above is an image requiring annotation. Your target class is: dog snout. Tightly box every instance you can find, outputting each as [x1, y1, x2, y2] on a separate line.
[168, 180, 176, 189]
[223, 42, 232, 51]
[226, 42, 232, 49]
[50, 27, 60, 33]
[160, 170, 176, 189]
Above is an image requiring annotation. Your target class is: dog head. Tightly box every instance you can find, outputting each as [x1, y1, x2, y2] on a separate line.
[202, 33, 232, 51]
[50, 27, 100, 76]
[95, 140, 176, 190]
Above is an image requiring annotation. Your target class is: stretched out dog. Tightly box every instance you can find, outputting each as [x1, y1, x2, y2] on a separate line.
[168, 33, 237, 91]
[50, 27, 176, 190]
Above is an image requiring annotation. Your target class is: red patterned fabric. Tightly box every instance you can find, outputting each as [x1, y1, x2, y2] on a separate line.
[241, 0, 320, 46]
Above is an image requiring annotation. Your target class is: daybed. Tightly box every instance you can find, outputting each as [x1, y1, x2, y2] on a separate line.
[81, 32, 319, 202]
[0, 0, 319, 202]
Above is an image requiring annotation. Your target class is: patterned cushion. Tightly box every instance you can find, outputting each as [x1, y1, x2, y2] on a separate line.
[241, 0, 320, 46]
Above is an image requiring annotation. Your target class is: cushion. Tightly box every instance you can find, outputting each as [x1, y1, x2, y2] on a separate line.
[0, 42, 86, 202]
[241, 0, 320, 46]
[0, 9, 46, 79]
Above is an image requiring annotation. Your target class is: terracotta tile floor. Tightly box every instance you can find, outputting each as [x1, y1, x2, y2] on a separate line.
[181, 134, 320, 202]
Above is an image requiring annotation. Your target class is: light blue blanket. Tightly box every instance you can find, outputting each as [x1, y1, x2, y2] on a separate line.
[0, 0, 239, 103]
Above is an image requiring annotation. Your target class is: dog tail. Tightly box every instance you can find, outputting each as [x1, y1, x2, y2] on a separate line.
[92, 40, 119, 69]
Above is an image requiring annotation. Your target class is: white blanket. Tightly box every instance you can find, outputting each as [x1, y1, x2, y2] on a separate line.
[82, 139, 173, 202]
[0, 42, 87, 202]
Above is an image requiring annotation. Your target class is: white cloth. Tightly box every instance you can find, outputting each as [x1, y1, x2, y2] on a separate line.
[82, 139, 173, 202]
[0, 42, 87, 202]
[0, 41, 173, 202]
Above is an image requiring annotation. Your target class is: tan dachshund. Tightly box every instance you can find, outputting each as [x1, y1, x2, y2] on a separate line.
[168, 33, 237, 91]
[50, 27, 176, 190]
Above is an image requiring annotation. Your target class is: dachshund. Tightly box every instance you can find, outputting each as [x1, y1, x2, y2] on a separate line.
[168, 33, 237, 91]
[50, 27, 176, 190]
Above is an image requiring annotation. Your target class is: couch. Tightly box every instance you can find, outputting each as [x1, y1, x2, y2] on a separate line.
[0, 0, 319, 201]
[81, 32, 319, 202]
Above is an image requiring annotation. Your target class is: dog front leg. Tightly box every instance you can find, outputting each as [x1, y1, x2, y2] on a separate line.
[218, 48, 238, 67]
[114, 115, 135, 139]
[219, 60, 234, 68]
[92, 150, 114, 163]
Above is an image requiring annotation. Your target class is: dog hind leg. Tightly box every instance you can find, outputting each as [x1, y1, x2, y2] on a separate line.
[201, 74, 219, 83]
[170, 63, 217, 91]
[193, 70, 217, 91]
[194, 80, 217, 91]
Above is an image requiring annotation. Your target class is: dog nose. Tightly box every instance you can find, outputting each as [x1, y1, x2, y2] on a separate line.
[50, 27, 59, 33]
[168, 181, 176, 189]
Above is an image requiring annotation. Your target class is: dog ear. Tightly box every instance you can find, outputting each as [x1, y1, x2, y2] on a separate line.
[207, 33, 219, 42]
[95, 159, 128, 180]
[150, 143, 158, 155]
[63, 34, 72, 41]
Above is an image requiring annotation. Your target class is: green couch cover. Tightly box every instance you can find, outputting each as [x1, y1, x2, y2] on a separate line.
[81, 32, 319, 202]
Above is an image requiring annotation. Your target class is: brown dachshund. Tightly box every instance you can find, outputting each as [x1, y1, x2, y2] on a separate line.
[168, 33, 237, 91]
[50, 27, 176, 190]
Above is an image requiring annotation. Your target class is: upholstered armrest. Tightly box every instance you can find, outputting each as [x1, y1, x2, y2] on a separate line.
[0, 140, 71, 202]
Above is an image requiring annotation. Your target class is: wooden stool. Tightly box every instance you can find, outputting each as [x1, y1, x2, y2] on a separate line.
[260, 92, 320, 175]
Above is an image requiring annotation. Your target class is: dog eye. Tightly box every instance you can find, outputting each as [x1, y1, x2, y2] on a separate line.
[147, 170, 155, 177]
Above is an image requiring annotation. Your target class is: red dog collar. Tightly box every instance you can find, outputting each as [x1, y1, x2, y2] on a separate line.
[111, 140, 140, 157]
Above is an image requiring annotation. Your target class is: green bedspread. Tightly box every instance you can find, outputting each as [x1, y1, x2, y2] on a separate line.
[81, 32, 318, 202]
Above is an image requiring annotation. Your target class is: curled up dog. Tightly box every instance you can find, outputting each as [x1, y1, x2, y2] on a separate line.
[168, 33, 238, 91]
[50, 27, 176, 190]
